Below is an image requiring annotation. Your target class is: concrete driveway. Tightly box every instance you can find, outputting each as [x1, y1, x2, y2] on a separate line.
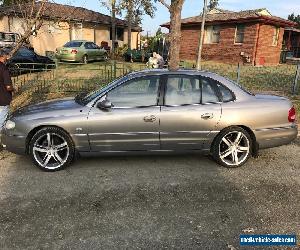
[0, 139, 299, 249]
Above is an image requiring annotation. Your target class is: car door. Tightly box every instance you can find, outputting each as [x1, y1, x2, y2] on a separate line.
[87, 75, 161, 152]
[91, 43, 103, 60]
[160, 74, 222, 150]
[84, 42, 94, 60]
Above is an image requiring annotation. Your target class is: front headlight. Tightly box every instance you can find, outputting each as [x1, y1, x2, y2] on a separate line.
[5, 120, 16, 130]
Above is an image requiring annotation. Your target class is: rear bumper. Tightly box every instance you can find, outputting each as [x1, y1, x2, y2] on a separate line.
[55, 54, 81, 62]
[254, 124, 298, 149]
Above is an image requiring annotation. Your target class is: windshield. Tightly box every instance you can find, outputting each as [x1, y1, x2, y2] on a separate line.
[75, 77, 124, 106]
[64, 41, 83, 48]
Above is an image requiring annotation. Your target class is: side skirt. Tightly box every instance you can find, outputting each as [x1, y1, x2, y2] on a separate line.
[78, 149, 211, 157]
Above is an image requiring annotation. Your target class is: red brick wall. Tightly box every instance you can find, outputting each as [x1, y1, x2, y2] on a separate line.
[254, 25, 284, 65]
[180, 23, 258, 64]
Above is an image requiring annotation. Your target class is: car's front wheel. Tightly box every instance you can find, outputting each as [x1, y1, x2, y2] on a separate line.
[212, 126, 252, 168]
[29, 127, 75, 171]
[82, 55, 88, 64]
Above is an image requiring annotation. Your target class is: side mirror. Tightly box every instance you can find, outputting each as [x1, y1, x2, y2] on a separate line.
[97, 99, 113, 110]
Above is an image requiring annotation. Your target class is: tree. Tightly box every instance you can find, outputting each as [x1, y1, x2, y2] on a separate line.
[5, 1, 78, 57]
[157, 0, 185, 70]
[121, 0, 156, 49]
[208, 0, 218, 10]
[0, 0, 30, 6]
[288, 13, 300, 28]
[8, 0, 48, 56]
[101, 0, 122, 59]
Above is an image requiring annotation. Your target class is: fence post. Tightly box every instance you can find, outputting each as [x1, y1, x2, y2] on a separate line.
[113, 60, 117, 79]
[292, 64, 300, 95]
[236, 62, 241, 84]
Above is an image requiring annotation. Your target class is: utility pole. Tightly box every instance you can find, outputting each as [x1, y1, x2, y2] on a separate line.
[111, 0, 116, 60]
[196, 0, 208, 70]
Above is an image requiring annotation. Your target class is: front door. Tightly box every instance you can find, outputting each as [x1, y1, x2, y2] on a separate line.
[160, 75, 222, 150]
[88, 76, 161, 152]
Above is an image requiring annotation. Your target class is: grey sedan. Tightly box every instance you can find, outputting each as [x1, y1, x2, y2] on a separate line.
[2, 70, 298, 171]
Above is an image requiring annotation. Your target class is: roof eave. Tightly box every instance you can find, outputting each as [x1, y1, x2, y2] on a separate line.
[161, 16, 297, 28]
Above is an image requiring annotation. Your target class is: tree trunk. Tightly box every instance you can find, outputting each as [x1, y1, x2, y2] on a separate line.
[127, 0, 133, 50]
[168, 0, 184, 70]
[111, 0, 116, 60]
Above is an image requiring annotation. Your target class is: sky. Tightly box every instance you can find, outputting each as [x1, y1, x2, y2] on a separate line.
[56, 0, 300, 35]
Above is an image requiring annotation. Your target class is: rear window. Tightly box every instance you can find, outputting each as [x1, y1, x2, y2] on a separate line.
[64, 41, 83, 48]
[217, 83, 235, 102]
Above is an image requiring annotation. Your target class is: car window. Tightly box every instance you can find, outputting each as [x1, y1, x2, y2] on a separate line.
[217, 83, 234, 102]
[16, 48, 36, 57]
[201, 78, 219, 103]
[91, 43, 99, 49]
[84, 42, 94, 49]
[165, 76, 201, 106]
[106, 76, 160, 108]
[64, 41, 83, 48]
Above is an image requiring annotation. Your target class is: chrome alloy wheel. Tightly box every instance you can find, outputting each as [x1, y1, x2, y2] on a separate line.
[219, 131, 250, 166]
[32, 132, 69, 170]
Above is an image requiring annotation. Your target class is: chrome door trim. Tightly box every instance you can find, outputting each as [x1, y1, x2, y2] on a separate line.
[89, 132, 160, 136]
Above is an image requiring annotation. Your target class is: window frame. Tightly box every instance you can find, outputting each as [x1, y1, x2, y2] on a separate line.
[234, 24, 245, 44]
[272, 27, 280, 46]
[100, 75, 162, 109]
[162, 74, 202, 107]
[204, 25, 221, 44]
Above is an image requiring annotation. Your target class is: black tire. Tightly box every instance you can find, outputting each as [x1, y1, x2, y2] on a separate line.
[29, 127, 75, 172]
[82, 55, 88, 64]
[211, 126, 252, 168]
[103, 53, 109, 61]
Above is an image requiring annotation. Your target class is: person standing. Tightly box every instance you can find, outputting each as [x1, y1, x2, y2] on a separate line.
[0, 49, 13, 147]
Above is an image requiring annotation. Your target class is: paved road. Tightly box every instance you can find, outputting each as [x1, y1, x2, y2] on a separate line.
[0, 140, 299, 249]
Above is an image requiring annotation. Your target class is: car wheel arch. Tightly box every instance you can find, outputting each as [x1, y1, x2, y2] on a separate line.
[210, 125, 258, 157]
[25, 125, 74, 154]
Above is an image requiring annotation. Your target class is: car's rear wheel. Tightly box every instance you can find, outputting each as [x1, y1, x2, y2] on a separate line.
[82, 55, 88, 64]
[212, 126, 252, 168]
[29, 127, 75, 171]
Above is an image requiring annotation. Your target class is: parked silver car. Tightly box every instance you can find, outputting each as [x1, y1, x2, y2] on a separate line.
[2, 70, 298, 171]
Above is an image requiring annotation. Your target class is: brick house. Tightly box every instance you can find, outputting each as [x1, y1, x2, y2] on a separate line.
[161, 8, 297, 66]
[0, 2, 141, 56]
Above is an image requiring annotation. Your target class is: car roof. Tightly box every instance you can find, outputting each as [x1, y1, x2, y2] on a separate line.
[126, 68, 209, 77]
[68, 40, 89, 43]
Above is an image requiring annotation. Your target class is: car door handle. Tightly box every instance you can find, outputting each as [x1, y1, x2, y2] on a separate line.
[143, 115, 156, 122]
[201, 113, 214, 119]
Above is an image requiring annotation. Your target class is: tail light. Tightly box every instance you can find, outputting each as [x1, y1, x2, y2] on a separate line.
[288, 106, 296, 122]
[71, 49, 78, 54]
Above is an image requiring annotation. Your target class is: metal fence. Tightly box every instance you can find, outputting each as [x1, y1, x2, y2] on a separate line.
[11, 61, 300, 98]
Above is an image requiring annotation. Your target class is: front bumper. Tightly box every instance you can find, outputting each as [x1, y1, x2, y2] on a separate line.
[1, 131, 27, 155]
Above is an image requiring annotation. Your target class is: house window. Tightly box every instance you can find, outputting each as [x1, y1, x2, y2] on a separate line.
[110, 27, 124, 41]
[272, 27, 280, 46]
[234, 24, 245, 44]
[204, 25, 220, 44]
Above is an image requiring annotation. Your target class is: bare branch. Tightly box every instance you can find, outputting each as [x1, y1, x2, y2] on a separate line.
[158, 0, 170, 9]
